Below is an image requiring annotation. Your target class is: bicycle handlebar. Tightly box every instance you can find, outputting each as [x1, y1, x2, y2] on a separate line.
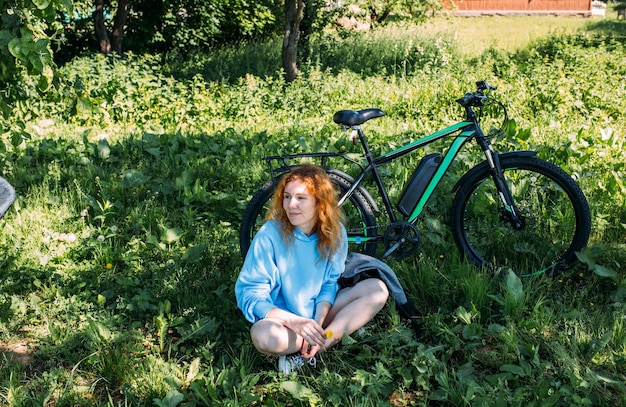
[476, 80, 496, 92]
[456, 80, 496, 108]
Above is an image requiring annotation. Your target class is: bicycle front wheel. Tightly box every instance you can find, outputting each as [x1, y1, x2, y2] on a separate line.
[451, 156, 591, 276]
[239, 168, 378, 259]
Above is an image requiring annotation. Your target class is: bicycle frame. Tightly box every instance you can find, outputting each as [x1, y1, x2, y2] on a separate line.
[339, 120, 477, 229]
[262, 118, 497, 248]
[336, 100, 526, 252]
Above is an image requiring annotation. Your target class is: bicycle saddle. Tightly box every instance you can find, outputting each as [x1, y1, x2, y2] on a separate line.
[333, 108, 385, 126]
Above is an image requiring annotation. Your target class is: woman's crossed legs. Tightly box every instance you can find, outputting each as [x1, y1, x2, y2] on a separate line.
[250, 278, 389, 357]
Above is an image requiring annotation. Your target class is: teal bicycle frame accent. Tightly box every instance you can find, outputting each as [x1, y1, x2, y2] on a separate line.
[376, 121, 472, 162]
[341, 120, 476, 245]
[405, 128, 476, 223]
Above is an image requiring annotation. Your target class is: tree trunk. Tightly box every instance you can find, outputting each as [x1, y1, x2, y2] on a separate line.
[93, 0, 129, 55]
[94, 0, 111, 54]
[368, 2, 393, 26]
[282, 0, 305, 83]
[111, 0, 129, 54]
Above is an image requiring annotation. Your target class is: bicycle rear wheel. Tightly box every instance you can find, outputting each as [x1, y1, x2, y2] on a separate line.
[239, 168, 378, 259]
[451, 156, 591, 276]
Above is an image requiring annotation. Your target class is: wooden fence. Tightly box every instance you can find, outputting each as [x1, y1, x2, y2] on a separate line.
[444, 0, 592, 15]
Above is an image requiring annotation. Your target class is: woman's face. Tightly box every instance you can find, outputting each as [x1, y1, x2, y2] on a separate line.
[283, 179, 318, 235]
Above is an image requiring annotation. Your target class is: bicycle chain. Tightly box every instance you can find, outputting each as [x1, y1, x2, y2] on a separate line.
[345, 222, 394, 234]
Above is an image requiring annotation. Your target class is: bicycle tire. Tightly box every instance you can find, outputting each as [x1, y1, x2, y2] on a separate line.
[451, 156, 591, 276]
[239, 168, 378, 259]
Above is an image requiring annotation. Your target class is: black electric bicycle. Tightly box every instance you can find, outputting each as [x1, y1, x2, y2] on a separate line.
[239, 81, 591, 276]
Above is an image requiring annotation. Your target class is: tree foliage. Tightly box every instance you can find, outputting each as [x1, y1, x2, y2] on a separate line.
[1, 0, 441, 88]
[0, 0, 73, 89]
[362, 0, 443, 26]
[69, 0, 284, 55]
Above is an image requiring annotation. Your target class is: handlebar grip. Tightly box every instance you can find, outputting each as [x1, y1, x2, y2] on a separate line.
[476, 80, 496, 91]
[456, 93, 475, 107]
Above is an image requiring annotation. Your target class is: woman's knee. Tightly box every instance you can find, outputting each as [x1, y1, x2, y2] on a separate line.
[360, 278, 389, 305]
[250, 320, 285, 354]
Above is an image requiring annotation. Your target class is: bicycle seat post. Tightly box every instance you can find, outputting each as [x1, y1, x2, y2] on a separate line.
[353, 126, 376, 166]
[354, 125, 399, 224]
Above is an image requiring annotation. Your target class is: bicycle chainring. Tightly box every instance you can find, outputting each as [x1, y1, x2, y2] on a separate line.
[383, 221, 421, 259]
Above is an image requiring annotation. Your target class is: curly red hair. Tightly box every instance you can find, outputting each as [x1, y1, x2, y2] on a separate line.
[266, 164, 343, 259]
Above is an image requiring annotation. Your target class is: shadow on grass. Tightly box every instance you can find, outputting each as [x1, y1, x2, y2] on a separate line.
[0, 128, 272, 402]
[584, 18, 626, 36]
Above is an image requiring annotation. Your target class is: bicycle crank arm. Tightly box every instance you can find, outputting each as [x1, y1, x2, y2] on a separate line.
[381, 238, 405, 259]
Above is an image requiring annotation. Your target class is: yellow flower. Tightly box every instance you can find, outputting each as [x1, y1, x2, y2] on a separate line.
[106, 263, 113, 269]
[325, 331, 333, 339]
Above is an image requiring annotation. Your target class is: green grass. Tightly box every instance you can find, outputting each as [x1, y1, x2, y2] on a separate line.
[0, 15, 625, 406]
[422, 15, 598, 54]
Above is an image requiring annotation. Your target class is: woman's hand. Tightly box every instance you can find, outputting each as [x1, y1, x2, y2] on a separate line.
[284, 316, 326, 348]
[265, 307, 326, 349]
[300, 339, 321, 358]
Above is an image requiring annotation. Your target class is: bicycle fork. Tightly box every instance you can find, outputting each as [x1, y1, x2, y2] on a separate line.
[483, 146, 525, 230]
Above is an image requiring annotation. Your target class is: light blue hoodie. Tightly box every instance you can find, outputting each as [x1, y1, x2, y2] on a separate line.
[235, 219, 348, 323]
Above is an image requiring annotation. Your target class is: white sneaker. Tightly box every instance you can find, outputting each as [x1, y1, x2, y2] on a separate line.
[278, 354, 316, 375]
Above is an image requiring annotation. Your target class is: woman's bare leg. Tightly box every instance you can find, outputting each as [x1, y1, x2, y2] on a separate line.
[250, 318, 304, 356]
[322, 278, 389, 349]
[250, 279, 388, 355]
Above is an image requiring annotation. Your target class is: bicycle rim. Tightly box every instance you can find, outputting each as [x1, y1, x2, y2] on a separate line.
[453, 157, 590, 276]
[327, 171, 378, 256]
[239, 181, 274, 258]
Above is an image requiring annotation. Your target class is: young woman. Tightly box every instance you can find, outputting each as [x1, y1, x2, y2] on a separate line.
[235, 164, 389, 375]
